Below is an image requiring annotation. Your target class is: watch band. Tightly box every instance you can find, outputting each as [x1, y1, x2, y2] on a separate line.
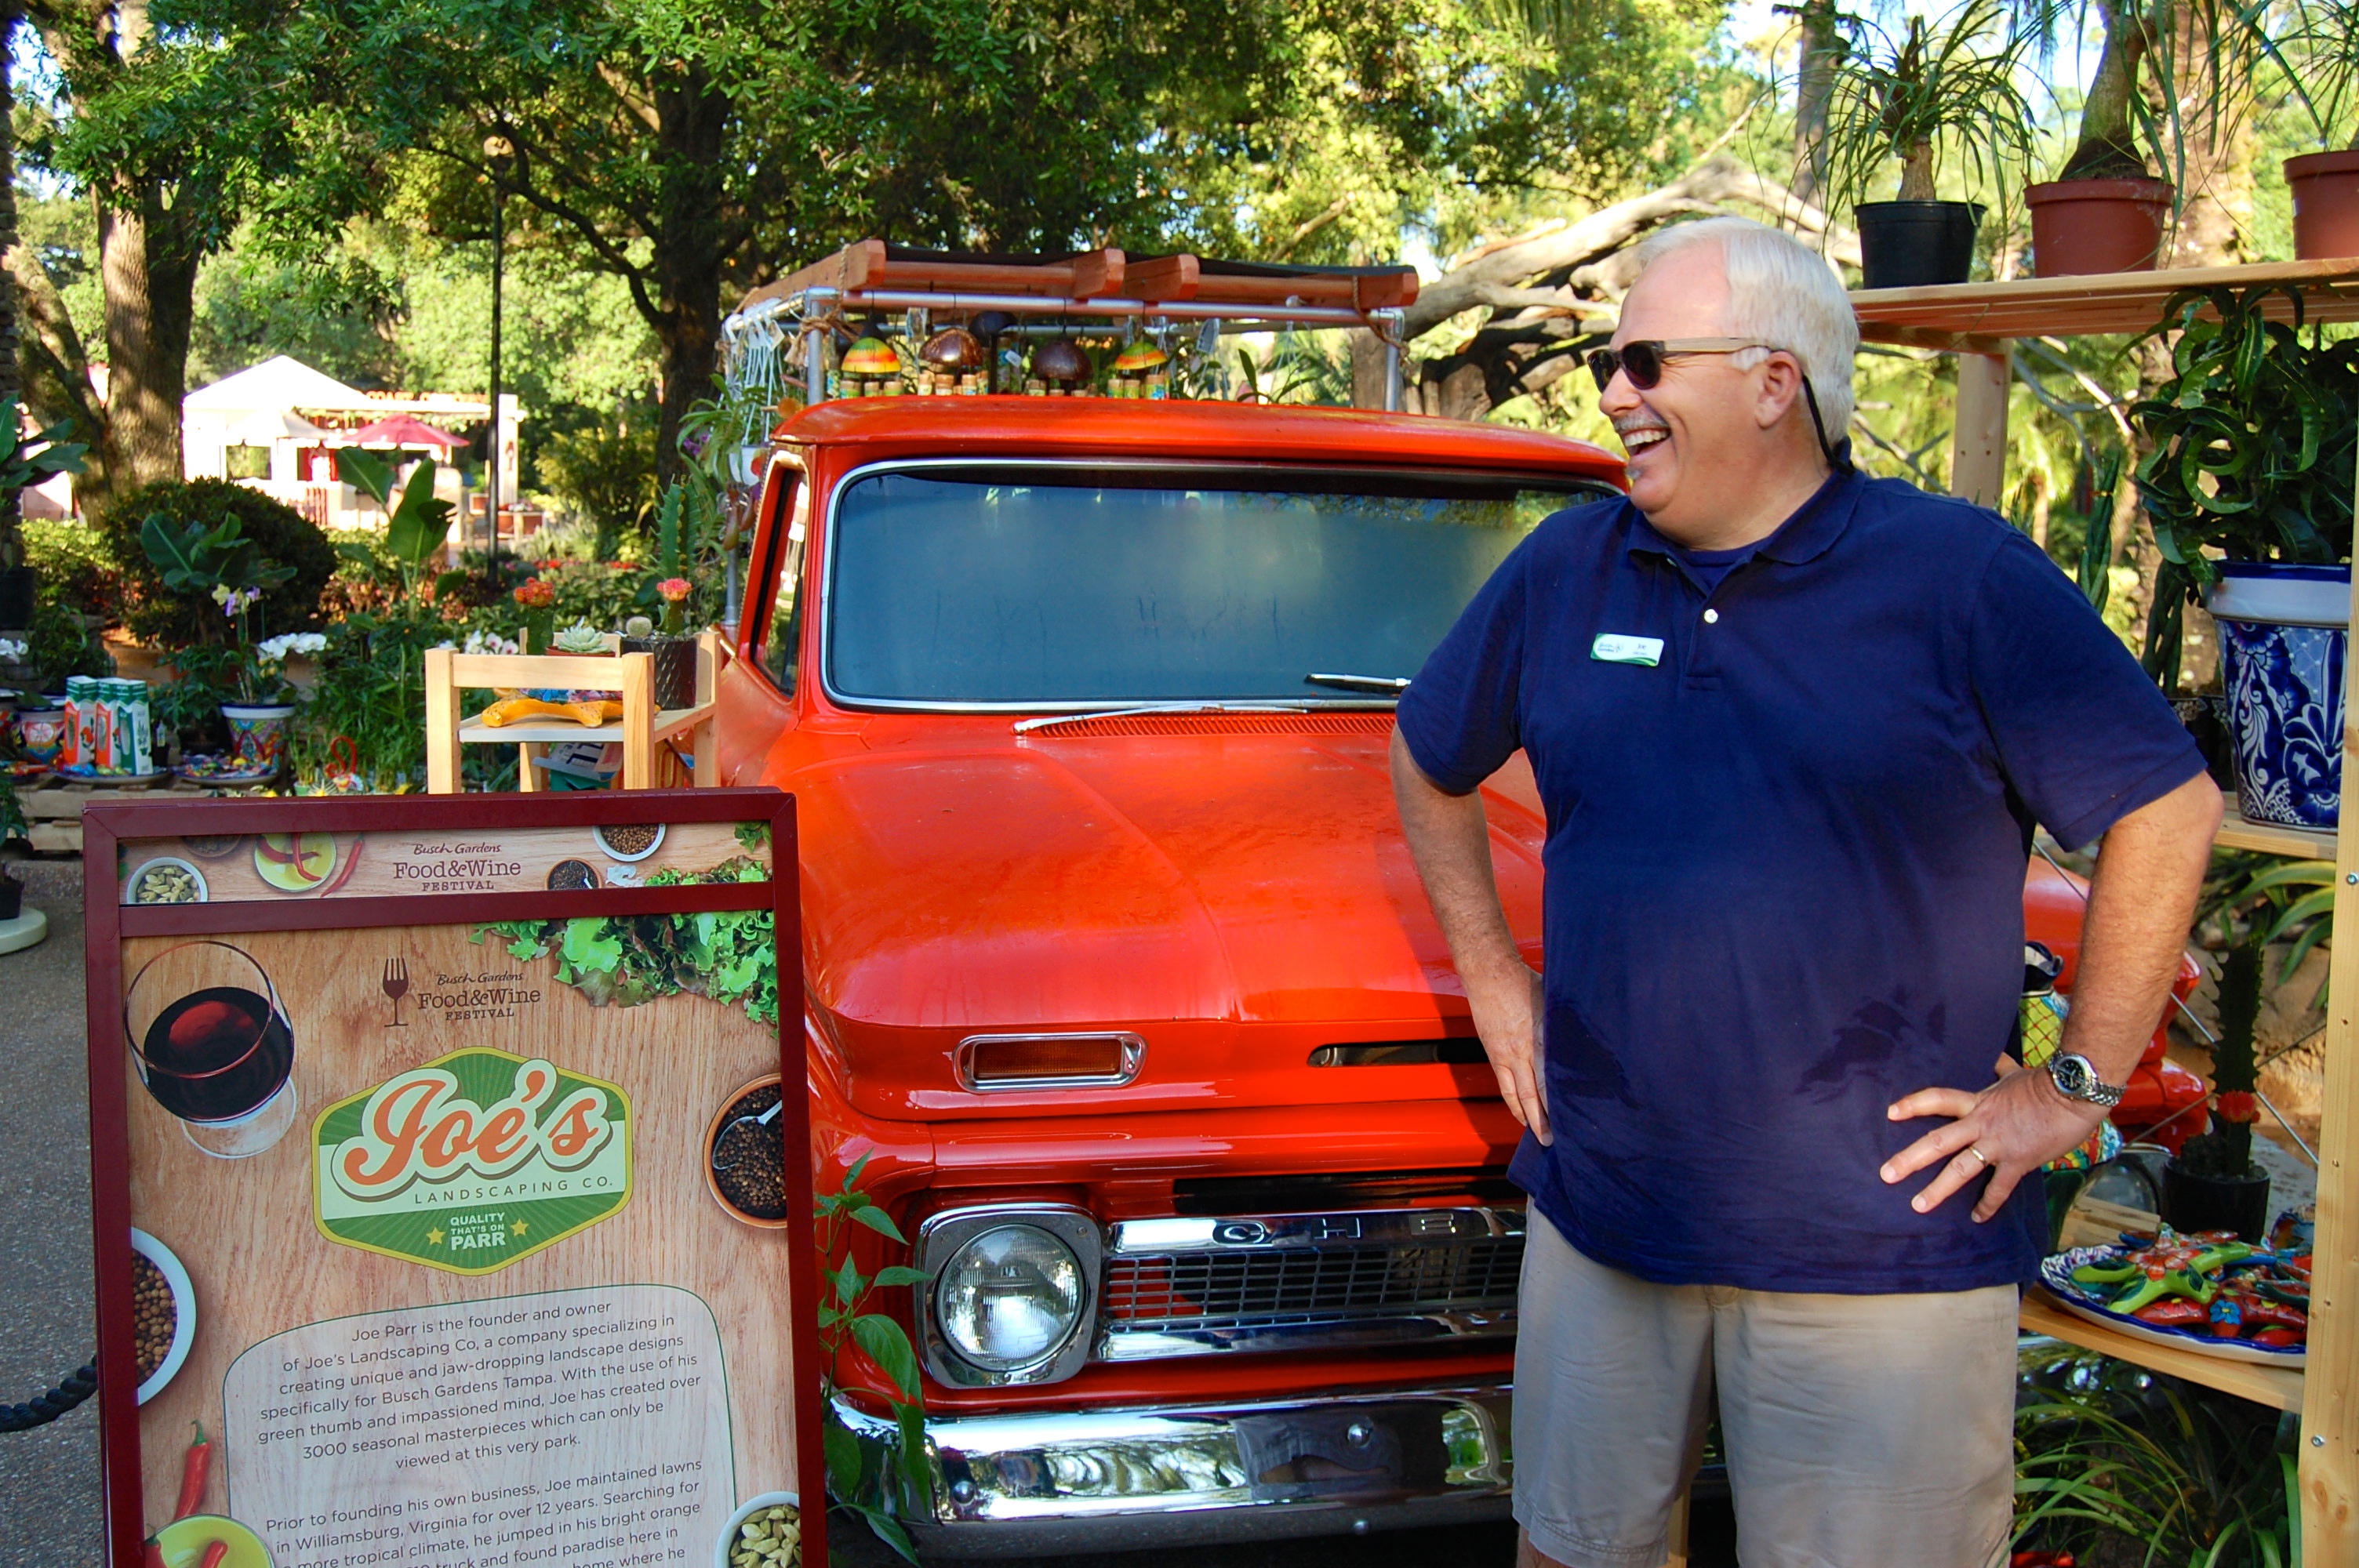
[2048, 1051, 2126, 1109]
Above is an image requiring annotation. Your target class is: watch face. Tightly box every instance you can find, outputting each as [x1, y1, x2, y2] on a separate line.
[2053, 1055, 2092, 1096]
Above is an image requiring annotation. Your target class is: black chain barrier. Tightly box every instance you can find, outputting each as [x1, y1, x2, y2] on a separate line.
[0, 1359, 97, 1431]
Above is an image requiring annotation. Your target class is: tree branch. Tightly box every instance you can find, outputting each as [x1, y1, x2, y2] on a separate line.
[1404, 154, 1856, 339]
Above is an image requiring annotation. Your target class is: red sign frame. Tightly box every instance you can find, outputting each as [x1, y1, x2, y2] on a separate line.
[82, 787, 825, 1567]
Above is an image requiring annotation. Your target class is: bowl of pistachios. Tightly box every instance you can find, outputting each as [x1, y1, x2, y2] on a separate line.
[125, 856, 208, 906]
[714, 1493, 800, 1568]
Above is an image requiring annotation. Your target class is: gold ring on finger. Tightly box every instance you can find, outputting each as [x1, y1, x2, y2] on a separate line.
[1964, 1146, 1990, 1168]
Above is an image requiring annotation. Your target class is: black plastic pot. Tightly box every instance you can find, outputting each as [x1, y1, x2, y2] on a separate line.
[0, 877, 24, 922]
[1856, 201, 1984, 289]
[0, 567, 35, 634]
[622, 634, 698, 710]
[2161, 1159, 2272, 1241]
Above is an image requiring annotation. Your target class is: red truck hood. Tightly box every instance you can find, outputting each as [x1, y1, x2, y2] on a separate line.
[791, 720, 1547, 1119]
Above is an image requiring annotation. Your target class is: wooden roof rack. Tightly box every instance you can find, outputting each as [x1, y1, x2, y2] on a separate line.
[734, 241, 1419, 323]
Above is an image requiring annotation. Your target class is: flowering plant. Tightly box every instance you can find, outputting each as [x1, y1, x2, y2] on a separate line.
[226, 630, 326, 706]
[656, 576, 692, 635]
[0, 638, 26, 663]
[514, 577, 558, 652]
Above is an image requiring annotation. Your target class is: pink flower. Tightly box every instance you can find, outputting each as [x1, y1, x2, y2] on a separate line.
[656, 577, 692, 603]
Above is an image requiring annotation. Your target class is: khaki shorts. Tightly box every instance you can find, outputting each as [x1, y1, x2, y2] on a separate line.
[1513, 1210, 2016, 1568]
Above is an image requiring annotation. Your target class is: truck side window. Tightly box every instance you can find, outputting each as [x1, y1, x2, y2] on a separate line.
[756, 474, 808, 695]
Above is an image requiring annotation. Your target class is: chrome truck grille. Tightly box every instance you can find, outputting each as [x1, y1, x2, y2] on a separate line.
[1095, 1207, 1523, 1360]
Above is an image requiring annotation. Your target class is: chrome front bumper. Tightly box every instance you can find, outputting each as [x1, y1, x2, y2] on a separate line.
[836, 1382, 1514, 1555]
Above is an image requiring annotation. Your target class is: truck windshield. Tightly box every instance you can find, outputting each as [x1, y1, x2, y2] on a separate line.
[826, 466, 1609, 706]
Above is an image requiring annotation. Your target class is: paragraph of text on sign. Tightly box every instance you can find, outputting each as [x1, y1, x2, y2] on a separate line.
[221, 1284, 736, 1568]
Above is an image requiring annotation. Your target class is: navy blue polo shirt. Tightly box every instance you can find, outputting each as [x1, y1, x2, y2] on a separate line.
[1397, 468, 2204, 1294]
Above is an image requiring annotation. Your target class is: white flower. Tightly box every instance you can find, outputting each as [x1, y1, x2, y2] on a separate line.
[0, 639, 25, 661]
[460, 630, 520, 657]
[256, 633, 326, 663]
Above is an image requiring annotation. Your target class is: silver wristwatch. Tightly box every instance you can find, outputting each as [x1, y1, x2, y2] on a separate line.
[2047, 1051, 2126, 1109]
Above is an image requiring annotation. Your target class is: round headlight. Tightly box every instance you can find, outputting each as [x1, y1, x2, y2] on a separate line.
[935, 1224, 1085, 1371]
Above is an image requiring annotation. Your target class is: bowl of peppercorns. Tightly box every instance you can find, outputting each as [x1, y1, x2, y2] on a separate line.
[705, 1076, 791, 1229]
[130, 1229, 193, 1404]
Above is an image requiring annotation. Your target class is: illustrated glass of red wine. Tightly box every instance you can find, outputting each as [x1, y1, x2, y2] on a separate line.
[125, 941, 297, 1159]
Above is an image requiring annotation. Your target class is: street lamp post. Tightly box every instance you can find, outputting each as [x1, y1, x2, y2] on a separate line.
[484, 136, 513, 584]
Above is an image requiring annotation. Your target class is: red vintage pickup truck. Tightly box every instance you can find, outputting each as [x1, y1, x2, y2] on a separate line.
[711, 389, 2205, 1555]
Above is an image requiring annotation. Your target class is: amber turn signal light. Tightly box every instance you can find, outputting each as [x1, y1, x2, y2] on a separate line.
[955, 1032, 1146, 1091]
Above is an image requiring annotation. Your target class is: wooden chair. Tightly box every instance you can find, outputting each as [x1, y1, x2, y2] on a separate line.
[423, 631, 724, 793]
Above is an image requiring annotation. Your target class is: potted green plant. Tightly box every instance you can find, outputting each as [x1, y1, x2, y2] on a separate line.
[2169, 856, 2335, 1238]
[2021, 0, 2278, 274]
[1816, 0, 2041, 287]
[2135, 284, 2359, 827]
[2286, 0, 2359, 258]
[621, 485, 700, 709]
[0, 403, 87, 633]
[139, 512, 302, 775]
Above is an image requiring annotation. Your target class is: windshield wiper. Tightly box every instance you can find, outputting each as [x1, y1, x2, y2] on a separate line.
[1013, 702, 1311, 735]
[1305, 672, 1411, 692]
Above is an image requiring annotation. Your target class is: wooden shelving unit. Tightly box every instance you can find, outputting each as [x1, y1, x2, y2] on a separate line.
[1851, 258, 2359, 1563]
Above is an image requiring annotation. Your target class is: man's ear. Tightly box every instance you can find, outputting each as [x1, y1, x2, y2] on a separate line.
[1754, 353, 1808, 433]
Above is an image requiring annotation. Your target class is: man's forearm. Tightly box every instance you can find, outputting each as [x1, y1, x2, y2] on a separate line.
[1389, 730, 1523, 985]
[2063, 771, 2223, 1082]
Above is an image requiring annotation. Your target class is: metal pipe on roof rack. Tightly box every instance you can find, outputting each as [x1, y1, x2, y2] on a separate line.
[803, 287, 834, 407]
[1375, 307, 1405, 414]
[838, 289, 1378, 328]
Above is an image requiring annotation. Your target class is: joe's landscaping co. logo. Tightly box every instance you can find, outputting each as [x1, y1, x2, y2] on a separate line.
[312, 1047, 632, 1275]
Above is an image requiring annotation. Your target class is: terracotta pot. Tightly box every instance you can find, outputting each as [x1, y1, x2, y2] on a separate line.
[2287, 151, 2359, 260]
[2026, 178, 2171, 276]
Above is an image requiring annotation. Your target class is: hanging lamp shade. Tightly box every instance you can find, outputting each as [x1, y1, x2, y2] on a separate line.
[841, 336, 901, 377]
[1031, 339, 1092, 385]
[920, 328, 984, 372]
[1113, 343, 1169, 374]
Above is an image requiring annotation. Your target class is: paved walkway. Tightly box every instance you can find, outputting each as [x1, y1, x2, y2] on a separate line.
[0, 883, 100, 1566]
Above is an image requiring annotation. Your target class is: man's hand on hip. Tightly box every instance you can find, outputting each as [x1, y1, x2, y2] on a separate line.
[1881, 1057, 2103, 1221]
[1878, 771, 2219, 1222]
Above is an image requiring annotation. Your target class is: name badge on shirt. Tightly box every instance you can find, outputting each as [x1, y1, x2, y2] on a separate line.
[1590, 633, 1664, 667]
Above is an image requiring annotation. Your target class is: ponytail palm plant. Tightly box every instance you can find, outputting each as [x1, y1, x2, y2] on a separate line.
[1816, 0, 2042, 212]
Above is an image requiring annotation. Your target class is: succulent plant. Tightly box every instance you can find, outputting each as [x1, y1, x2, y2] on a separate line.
[551, 621, 609, 655]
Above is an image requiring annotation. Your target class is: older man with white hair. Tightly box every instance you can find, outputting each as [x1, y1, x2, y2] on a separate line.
[1390, 216, 2223, 1567]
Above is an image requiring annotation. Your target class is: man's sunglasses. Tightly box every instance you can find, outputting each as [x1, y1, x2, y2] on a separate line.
[1585, 337, 1849, 470]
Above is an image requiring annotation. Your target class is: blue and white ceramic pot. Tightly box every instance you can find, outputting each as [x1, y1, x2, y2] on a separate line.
[2207, 561, 2351, 829]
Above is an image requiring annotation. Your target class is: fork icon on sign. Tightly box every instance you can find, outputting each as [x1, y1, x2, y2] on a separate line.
[383, 957, 411, 1027]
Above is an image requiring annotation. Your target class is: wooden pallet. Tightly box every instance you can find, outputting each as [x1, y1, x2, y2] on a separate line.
[16, 778, 252, 856]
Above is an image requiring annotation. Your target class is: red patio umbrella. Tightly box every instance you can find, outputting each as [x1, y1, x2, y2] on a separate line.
[344, 413, 466, 448]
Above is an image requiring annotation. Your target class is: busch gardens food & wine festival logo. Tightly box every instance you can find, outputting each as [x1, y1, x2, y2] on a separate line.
[312, 1047, 632, 1275]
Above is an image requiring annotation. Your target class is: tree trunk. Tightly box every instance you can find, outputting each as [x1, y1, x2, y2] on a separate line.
[98, 195, 198, 501]
[650, 65, 725, 487]
[93, 0, 198, 507]
[1897, 140, 1939, 201]
[0, 0, 21, 568]
[2163, 1, 2252, 268]
[2060, 0, 2157, 181]
[1787, 0, 1845, 206]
